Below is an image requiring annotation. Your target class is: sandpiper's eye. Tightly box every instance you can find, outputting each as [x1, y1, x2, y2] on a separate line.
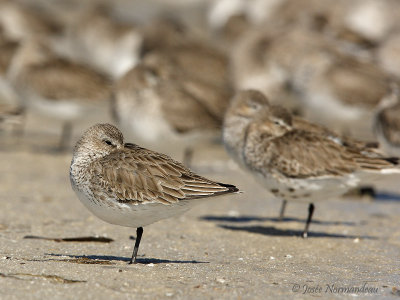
[248, 102, 260, 110]
[274, 121, 280, 125]
[104, 140, 113, 146]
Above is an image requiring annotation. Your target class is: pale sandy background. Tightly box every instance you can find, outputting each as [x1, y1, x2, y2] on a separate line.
[1, 105, 400, 300]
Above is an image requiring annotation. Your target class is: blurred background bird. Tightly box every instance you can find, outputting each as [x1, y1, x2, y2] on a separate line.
[7, 39, 112, 150]
[0, 0, 400, 217]
[63, 4, 142, 80]
[374, 85, 400, 157]
[112, 47, 231, 163]
[0, 0, 399, 150]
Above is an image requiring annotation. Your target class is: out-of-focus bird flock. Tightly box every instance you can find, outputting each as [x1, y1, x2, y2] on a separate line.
[1, 0, 400, 159]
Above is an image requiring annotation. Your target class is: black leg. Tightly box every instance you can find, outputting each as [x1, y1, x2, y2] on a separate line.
[302, 203, 314, 238]
[359, 186, 376, 198]
[129, 227, 143, 264]
[278, 200, 287, 221]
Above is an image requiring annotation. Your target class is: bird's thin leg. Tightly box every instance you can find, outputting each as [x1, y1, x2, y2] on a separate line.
[13, 108, 26, 140]
[302, 203, 314, 238]
[129, 227, 143, 264]
[183, 147, 194, 167]
[278, 200, 287, 221]
[59, 121, 72, 151]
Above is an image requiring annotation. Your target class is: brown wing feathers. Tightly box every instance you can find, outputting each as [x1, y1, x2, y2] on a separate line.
[91, 143, 238, 205]
[270, 130, 398, 178]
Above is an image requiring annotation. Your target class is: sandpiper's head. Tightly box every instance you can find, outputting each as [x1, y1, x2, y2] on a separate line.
[252, 105, 292, 138]
[226, 89, 270, 120]
[223, 90, 270, 162]
[73, 123, 124, 162]
[120, 63, 160, 91]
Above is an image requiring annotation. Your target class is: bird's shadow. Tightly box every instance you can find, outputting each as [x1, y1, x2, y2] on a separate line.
[218, 225, 376, 239]
[374, 192, 400, 202]
[200, 215, 357, 226]
[46, 253, 208, 265]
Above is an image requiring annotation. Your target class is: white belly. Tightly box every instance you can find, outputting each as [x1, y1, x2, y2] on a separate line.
[254, 170, 361, 203]
[73, 186, 194, 228]
[376, 132, 400, 157]
[28, 94, 85, 121]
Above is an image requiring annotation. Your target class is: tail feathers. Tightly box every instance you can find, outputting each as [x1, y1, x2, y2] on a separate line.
[356, 155, 400, 171]
[218, 183, 240, 193]
[184, 182, 240, 200]
[384, 157, 399, 165]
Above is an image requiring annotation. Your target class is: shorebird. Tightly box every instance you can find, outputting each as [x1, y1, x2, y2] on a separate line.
[7, 40, 112, 150]
[0, 1, 63, 42]
[292, 47, 392, 139]
[224, 90, 378, 219]
[65, 5, 142, 79]
[374, 86, 400, 157]
[231, 19, 393, 138]
[112, 50, 231, 162]
[223, 90, 294, 218]
[140, 17, 231, 90]
[223, 90, 398, 236]
[70, 123, 238, 263]
[230, 26, 331, 114]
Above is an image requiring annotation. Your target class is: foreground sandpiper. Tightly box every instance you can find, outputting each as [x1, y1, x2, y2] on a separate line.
[224, 90, 399, 237]
[70, 123, 239, 263]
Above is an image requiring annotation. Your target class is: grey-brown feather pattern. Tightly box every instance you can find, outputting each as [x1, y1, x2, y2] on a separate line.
[325, 56, 390, 107]
[89, 143, 236, 205]
[16, 59, 111, 101]
[293, 116, 380, 154]
[246, 126, 397, 179]
[0, 39, 19, 75]
[157, 80, 223, 133]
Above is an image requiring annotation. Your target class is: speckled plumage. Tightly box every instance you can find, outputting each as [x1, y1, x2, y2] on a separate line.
[70, 123, 238, 262]
[224, 90, 399, 236]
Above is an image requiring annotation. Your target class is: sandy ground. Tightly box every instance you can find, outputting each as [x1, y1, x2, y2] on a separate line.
[1, 108, 400, 300]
